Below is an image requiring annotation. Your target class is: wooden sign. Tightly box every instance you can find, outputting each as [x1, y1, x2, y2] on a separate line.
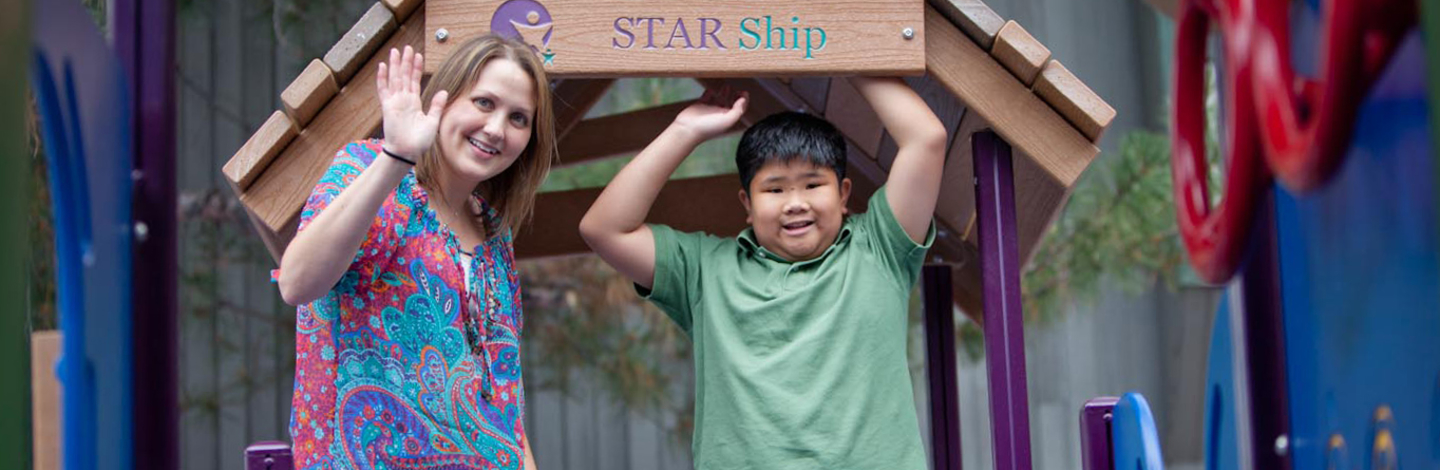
[425, 0, 925, 77]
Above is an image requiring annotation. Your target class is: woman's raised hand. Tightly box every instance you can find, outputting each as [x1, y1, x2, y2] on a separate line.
[376, 45, 448, 159]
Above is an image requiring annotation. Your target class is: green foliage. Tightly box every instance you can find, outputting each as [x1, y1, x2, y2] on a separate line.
[1019, 70, 1224, 322]
[1020, 130, 1188, 321]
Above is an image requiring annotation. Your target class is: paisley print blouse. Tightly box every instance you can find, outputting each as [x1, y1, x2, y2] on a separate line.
[281, 140, 527, 470]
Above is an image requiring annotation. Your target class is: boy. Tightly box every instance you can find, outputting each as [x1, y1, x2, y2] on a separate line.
[579, 78, 947, 469]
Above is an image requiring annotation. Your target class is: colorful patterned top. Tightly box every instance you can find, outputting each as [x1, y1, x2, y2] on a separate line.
[279, 139, 528, 470]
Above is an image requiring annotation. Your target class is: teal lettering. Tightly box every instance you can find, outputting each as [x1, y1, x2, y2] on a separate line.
[765, 15, 786, 49]
[791, 17, 800, 52]
[739, 17, 761, 49]
[805, 27, 826, 59]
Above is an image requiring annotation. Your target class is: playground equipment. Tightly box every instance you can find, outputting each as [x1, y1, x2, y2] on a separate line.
[27, 0, 176, 469]
[50, 0, 1436, 469]
[221, 1, 1113, 469]
[1076, 1, 1439, 470]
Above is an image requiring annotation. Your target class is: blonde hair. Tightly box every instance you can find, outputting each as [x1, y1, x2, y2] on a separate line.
[415, 34, 556, 238]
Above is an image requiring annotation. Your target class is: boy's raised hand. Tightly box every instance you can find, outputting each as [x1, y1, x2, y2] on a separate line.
[672, 87, 748, 142]
[376, 45, 449, 159]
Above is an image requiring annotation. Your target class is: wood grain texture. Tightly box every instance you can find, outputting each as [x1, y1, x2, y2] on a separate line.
[426, 0, 925, 77]
[1033, 60, 1116, 142]
[925, 0, 1004, 49]
[557, 100, 744, 167]
[936, 108, 987, 243]
[323, 2, 397, 83]
[924, 5, 1096, 188]
[552, 79, 616, 138]
[786, 77, 831, 113]
[280, 59, 339, 127]
[222, 110, 298, 190]
[242, 7, 424, 234]
[382, 0, 422, 22]
[990, 20, 1050, 87]
[516, 175, 749, 259]
[824, 77, 883, 158]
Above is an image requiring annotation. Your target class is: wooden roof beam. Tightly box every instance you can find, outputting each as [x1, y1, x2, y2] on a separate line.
[1034, 60, 1117, 143]
[924, 4, 1097, 188]
[238, 6, 425, 242]
[926, 0, 1005, 49]
[280, 59, 340, 128]
[517, 175, 749, 259]
[223, 110, 298, 190]
[991, 21, 1051, 87]
[323, 2, 397, 84]
[553, 79, 616, 139]
[557, 99, 744, 168]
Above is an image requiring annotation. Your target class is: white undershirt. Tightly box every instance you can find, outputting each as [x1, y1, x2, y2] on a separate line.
[459, 251, 476, 292]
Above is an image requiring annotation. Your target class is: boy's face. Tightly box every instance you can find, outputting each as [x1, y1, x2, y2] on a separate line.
[739, 160, 852, 262]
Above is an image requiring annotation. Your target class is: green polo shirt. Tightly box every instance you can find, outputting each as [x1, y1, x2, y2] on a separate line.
[641, 187, 934, 470]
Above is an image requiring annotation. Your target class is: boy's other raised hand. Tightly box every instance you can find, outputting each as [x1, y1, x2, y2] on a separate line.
[672, 86, 748, 142]
[376, 45, 449, 159]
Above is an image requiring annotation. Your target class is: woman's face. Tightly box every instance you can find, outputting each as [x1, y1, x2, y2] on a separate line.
[436, 57, 536, 186]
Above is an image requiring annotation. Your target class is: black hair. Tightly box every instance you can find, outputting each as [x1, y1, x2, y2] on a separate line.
[735, 111, 847, 192]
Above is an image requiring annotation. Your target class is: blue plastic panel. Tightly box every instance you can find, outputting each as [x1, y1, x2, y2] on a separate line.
[30, 0, 135, 469]
[1273, 24, 1440, 470]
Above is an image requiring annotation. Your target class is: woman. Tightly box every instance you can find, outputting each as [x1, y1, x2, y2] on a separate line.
[276, 35, 554, 470]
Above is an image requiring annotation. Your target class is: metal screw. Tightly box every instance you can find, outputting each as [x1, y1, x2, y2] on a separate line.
[135, 221, 150, 242]
[902, 27, 915, 40]
[1274, 434, 1289, 457]
[131, 169, 143, 182]
[436, 28, 450, 42]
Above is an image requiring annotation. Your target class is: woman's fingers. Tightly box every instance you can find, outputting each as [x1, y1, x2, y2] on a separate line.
[377, 62, 389, 99]
[389, 48, 402, 92]
[428, 90, 449, 120]
[412, 51, 425, 94]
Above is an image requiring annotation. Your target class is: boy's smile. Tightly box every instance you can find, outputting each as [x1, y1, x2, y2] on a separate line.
[740, 160, 851, 262]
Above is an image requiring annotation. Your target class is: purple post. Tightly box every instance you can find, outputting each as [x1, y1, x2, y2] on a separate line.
[973, 131, 1033, 470]
[114, 0, 178, 469]
[245, 442, 294, 470]
[1237, 194, 1292, 470]
[922, 264, 962, 470]
[1079, 397, 1119, 470]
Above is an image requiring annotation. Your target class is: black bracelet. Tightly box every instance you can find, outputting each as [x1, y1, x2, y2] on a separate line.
[382, 147, 417, 166]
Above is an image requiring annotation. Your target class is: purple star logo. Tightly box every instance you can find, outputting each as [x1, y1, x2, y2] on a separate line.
[491, 0, 553, 51]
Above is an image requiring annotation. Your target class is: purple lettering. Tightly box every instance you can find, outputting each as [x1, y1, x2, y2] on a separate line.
[636, 17, 665, 49]
[665, 18, 694, 49]
[612, 17, 636, 49]
[699, 18, 725, 49]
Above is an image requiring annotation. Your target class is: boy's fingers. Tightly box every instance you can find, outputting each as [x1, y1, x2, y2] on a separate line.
[730, 96, 749, 116]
